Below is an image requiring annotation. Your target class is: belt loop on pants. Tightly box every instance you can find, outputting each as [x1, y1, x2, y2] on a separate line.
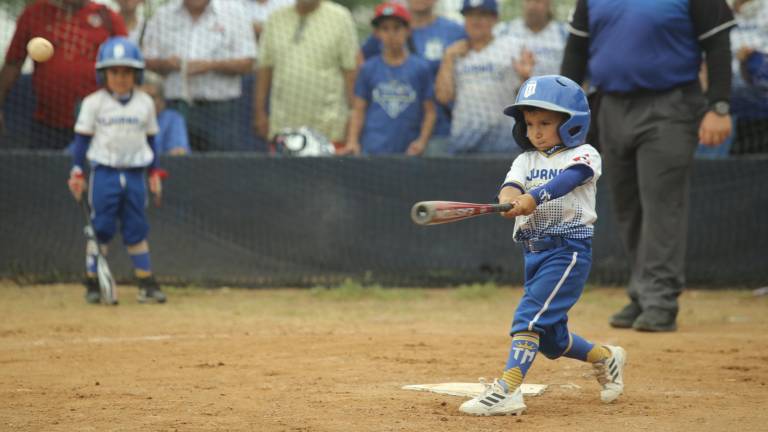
[522, 236, 565, 253]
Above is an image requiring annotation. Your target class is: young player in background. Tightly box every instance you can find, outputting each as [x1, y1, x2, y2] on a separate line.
[459, 75, 626, 416]
[341, 2, 436, 155]
[67, 36, 168, 305]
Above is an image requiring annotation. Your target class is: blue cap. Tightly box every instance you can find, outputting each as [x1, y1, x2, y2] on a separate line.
[461, 0, 498, 15]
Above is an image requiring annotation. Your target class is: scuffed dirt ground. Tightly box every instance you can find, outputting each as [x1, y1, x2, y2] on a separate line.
[0, 284, 766, 431]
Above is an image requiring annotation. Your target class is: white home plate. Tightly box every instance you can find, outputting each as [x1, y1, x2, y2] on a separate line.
[402, 382, 547, 398]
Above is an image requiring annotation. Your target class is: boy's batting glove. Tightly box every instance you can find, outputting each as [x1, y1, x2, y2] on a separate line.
[68, 166, 86, 202]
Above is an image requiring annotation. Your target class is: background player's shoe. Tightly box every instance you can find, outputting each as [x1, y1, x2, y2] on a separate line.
[84, 277, 101, 304]
[593, 345, 626, 403]
[137, 276, 167, 304]
[632, 308, 677, 332]
[610, 301, 642, 328]
[459, 379, 526, 416]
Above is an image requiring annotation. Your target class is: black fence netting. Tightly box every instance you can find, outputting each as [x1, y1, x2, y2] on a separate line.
[1, 152, 766, 287]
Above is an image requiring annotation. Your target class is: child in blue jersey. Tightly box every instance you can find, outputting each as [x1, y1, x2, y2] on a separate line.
[67, 37, 168, 305]
[341, 2, 436, 155]
[358, 0, 466, 154]
[459, 75, 627, 416]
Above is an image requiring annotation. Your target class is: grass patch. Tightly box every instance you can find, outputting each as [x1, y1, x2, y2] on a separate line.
[453, 281, 501, 300]
[309, 278, 422, 301]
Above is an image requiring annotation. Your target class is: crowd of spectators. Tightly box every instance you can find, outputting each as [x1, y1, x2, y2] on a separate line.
[0, 0, 766, 156]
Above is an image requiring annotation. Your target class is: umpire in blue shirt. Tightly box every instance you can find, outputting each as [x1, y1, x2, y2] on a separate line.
[561, 0, 735, 332]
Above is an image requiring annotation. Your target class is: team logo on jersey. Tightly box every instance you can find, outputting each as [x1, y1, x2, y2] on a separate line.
[523, 80, 537, 98]
[424, 38, 444, 61]
[373, 80, 417, 119]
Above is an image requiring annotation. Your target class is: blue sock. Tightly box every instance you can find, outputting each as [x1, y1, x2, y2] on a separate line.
[563, 333, 610, 363]
[130, 251, 152, 277]
[501, 331, 540, 392]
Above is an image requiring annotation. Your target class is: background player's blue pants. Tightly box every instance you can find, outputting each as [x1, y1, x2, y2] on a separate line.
[510, 238, 592, 359]
[88, 166, 149, 245]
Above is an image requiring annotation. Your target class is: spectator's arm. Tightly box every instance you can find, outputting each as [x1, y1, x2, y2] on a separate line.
[0, 62, 23, 133]
[560, 0, 589, 84]
[343, 68, 356, 108]
[253, 67, 272, 138]
[188, 58, 254, 75]
[145, 57, 181, 75]
[341, 96, 367, 155]
[436, 41, 468, 105]
[407, 100, 436, 156]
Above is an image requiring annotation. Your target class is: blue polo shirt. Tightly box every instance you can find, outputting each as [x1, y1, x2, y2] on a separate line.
[568, 0, 735, 92]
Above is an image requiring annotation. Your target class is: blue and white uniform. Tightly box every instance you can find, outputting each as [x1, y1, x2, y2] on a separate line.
[74, 89, 159, 245]
[501, 144, 601, 358]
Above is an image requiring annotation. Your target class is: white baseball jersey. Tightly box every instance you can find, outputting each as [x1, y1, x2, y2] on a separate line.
[75, 89, 159, 168]
[452, 35, 522, 135]
[502, 144, 602, 241]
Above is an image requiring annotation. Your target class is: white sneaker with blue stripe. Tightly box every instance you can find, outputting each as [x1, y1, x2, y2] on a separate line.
[459, 379, 526, 416]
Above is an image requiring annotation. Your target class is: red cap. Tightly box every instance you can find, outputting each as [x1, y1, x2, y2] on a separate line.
[372, 2, 411, 26]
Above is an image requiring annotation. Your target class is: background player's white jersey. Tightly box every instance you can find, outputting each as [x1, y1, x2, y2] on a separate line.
[451, 35, 522, 136]
[75, 89, 159, 168]
[503, 144, 602, 241]
[493, 18, 568, 78]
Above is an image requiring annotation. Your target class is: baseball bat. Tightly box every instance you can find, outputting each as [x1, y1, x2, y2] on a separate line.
[410, 201, 513, 226]
[81, 200, 118, 305]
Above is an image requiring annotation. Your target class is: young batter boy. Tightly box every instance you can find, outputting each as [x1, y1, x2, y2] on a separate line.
[67, 36, 167, 304]
[459, 75, 627, 416]
[341, 1, 436, 155]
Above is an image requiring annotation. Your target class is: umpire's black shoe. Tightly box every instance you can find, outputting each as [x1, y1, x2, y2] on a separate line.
[609, 301, 642, 328]
[632, 308, 677, 332]
[84, 277, 101, 304]
[137, 276, 167, 304]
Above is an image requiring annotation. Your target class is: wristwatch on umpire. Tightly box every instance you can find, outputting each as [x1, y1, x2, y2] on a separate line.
[711, 101, 730, 116]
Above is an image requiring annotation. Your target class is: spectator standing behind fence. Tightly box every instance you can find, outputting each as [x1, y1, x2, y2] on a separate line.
[253, 0, 358, 146]
[435, 0, 522, 155]
[142, 71, 190, 155]
[359, 0, 466, 156]
[561, 0, 735, 332]
[341, 2, 436, 155]
[726, 0, 768, 155]
[494, 0, 566, 79]
[245, 0, 295, 40]
[142, 0, 257, 152]
[116, 0, 146, 45]
[0, 0, 126, 149]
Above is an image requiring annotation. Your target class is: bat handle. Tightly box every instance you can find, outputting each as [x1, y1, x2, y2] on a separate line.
[494, 203, 513, 213]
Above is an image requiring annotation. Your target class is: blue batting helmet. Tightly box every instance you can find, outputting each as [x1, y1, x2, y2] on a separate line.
[95, 36, 145, 85]
[503, 75, 590, 149]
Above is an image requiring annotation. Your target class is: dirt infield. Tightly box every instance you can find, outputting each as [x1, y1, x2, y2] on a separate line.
[0, 283, 766, 432]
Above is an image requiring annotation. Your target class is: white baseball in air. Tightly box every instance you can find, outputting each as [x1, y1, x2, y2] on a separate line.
[26, 37, 54, 62]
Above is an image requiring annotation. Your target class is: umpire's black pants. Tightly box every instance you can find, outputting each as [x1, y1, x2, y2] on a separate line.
[598, 82, 707, 313]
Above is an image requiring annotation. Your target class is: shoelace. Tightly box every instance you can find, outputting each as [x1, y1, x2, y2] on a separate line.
[591, 360, 613, 385]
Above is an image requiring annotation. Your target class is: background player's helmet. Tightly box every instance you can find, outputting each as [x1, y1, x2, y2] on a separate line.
[272, 127, 336, 157]
[95, 37, 145, 85]
[504, 75, 590, 149]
